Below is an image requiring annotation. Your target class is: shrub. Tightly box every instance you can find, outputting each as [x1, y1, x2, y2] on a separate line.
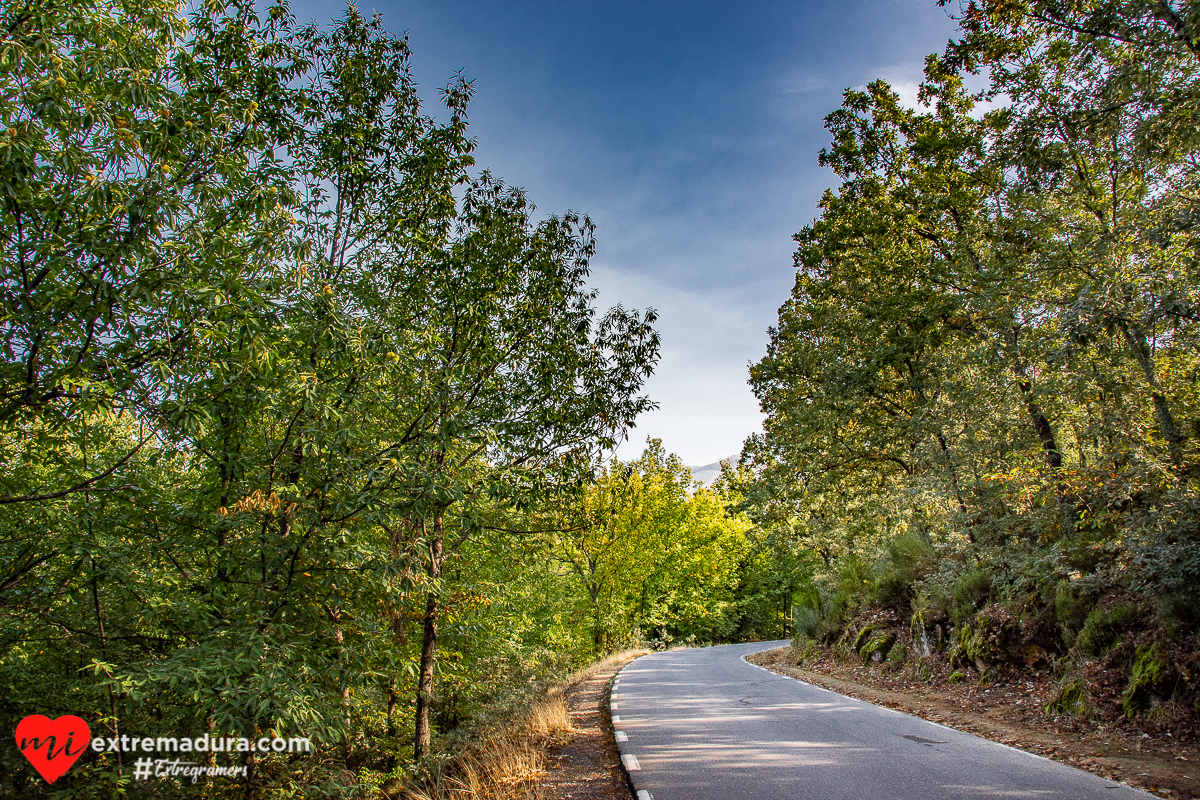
[1054, 580, 1091, 644]
[950, 570, 992, 625]
[793, 606, 821, 641]
[828, 554, 872, 622]
[874, 533, 935, 612]
[1076, 603, 1138, 655]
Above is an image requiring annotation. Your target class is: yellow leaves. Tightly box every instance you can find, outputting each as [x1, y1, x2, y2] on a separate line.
[217, 489, 298, 518]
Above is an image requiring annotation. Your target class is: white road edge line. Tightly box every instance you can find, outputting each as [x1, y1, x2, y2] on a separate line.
[636, 791, 653, 800]
[610, 702, 619, 709]
[615, 730, 628, 742]
[621, 753, 641, 771]
[612, 715, 621, 723]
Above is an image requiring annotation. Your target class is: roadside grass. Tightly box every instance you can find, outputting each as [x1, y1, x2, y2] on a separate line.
[398, 649, 645, 800]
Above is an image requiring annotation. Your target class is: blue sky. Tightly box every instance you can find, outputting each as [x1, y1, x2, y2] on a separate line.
[297, 0, 962, 464]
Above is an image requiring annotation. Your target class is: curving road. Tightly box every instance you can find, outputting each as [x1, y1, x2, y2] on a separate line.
[610, 641, 1153, 800]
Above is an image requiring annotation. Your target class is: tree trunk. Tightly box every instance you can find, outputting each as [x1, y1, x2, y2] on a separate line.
[384, 520, 409, 766]
[592, 586, 603, 655]
[242, 750, 256, 800]
[413, 515, 444, 761]
[1119, 320, 1186, 470]
[1004, 325, 1076, 534]
[1005, 326, 1063, 470]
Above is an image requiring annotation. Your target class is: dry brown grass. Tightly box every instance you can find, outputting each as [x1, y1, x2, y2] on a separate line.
[400, 688, 571, 800]
[399, 651, 646, 800]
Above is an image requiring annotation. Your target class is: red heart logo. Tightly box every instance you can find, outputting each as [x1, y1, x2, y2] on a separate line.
[15, 715, 91, 784]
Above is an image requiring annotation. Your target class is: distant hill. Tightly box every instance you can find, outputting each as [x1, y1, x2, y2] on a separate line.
[689, 456, 737, 486]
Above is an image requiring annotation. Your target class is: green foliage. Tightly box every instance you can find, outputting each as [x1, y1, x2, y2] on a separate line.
[949, 624, 992, 672]
[950, 571, 992, 626]
[859, 631, 896, 665]
[1076, 604, 1139, 656]
[1122, 645, 1167, 718]
[551, 439, 753, 653]
[874, 533, 935, 612]
[738, 0, 1200, 710]
[1054, 581, 1092, 644]
[1045, 681, 1090, 718]
[792, 606, 821, 641]
[0, 0, 669, 793]
[888, 533, 937, 572]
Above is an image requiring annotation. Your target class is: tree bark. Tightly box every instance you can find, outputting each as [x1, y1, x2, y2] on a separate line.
[1119, 320, 1186, 470]
[1003, 324, 1079, 534]
[413, 515, 444, 761]
[1005, 326, 1063, 470]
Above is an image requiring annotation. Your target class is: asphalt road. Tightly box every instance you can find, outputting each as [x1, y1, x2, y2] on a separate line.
[610, 641, 1154, 800]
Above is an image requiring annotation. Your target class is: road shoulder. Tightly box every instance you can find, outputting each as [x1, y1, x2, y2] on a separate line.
[542, 651, 645, 800]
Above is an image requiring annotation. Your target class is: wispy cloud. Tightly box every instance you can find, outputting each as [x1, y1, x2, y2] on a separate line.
[778, 70, 825, 95]
[588, 265, 770, 464]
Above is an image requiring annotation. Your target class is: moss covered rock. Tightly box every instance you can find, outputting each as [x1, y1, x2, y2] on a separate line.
[949, 624, 991, 672]
[1045, 680, 1089, 716]
[852, 624, 879, 653]
[860, 631, 897, 664]
[1121, 644, 1167, 718]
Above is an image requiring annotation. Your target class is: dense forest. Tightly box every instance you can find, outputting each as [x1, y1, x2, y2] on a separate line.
[6, 0, 1200, 797]
[738, 0, 1200, 733]
[0, 1, 786, 797]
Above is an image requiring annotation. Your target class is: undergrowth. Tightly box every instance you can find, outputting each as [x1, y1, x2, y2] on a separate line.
[386, 650, 644, 800]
